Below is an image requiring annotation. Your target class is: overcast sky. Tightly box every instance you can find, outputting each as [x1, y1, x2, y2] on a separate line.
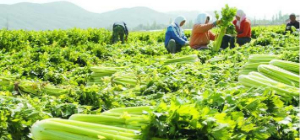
[0, 0, 299, 19]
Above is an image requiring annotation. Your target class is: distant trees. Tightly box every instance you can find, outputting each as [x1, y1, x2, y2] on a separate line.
[132, 18, 194, 31]
[251, 11, 290, 26]
[6, 17, 9, 30]
[184, 20, 194, 29]
[132, 21, 168, 31]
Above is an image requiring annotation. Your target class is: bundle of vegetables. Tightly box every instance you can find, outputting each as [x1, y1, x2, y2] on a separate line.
[0, 76, 15, 91]
[70, 106, 152, 129]
[101, 106, 153, 116]
[163, 54, 198, 65]
[238, 72, 299, 100]
[9, 79, 72, 96]
[239, 62, 269, 74]
[111, 72, 148, 87]
[212, 4, 237, 52]
[239, 54, 280, 74]
[42, 84, 72, 96]
[258, 64, 299, 87]
[88, 66, 125, 85]
[283, 46, 299, 51]
[269, 59, 299, 74]
[31, 106, 153, 140]
[207, 56, 225, 63]
[16, 80, 42, 95]
[31, 118, 141, 140]
[248, 54, 280, 63]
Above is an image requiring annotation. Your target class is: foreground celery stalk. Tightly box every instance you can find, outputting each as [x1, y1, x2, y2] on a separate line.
[103, 106, 153, 115]
[69, 114, 149, 126]
[163, 55, 198, 65]
[90, 67, 125, 73]
[42, 84, 70, 96]
[51, 119, 141, 138]
[258, 65, 300, 86]
[0, 76, 14, 91]
[239, 54, 281, 75]
[31, 119, 137, 140]
[33, 129, 100, 140]
[238, 74, 299, 99]
[243, 62, 269, 69]
[17, 80, 41, 95]
[32, 119, 105, 140]
[248, 54, 280, 63]
[89, 66, 126, 85]
[270, 59, 299, 74]
[212, 27, 226, 52]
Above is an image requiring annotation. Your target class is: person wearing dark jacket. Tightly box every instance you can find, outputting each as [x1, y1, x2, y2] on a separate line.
[285, 13, 299, 33]
[112, 22, 129, 44]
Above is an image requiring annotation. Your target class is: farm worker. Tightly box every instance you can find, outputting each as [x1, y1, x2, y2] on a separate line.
[221, 9, 251, 49]
[112, 21, 129, 44]
[164, 16, 189, 53]
[285, 13, 299, 33]
[190, 13, 220, 50]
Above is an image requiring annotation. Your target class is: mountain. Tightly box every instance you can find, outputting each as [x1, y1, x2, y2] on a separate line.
[0, 2, 101, 30]
[98, 7, 172, 29]
[0, 1, 211, 30]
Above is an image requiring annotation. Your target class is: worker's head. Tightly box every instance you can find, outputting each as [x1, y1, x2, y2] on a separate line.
[236, 10, 246, 21]
[175, 16, 186, 27]
[290, 13, 296, 22]
[195, 13, 211, 24]
[180, 20, 186, 26]
[206, 16, 210, 24]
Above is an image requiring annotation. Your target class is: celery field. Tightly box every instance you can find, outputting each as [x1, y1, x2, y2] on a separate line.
[0, 25, 299, 140]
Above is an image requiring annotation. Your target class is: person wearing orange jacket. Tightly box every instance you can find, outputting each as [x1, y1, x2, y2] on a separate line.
[221, 9, 251, 49]
[190, 13, 220, 50]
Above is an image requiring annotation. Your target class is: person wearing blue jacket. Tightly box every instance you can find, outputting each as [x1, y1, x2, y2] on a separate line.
[164, 16, 189, 53]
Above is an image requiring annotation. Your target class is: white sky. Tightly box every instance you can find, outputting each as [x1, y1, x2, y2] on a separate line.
[0, 0, 299, 19]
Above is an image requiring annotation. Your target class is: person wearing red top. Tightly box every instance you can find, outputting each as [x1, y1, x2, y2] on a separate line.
[221, 9, 252, 49]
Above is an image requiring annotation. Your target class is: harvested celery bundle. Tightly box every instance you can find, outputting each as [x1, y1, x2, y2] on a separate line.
[88, 66, 125, 85]
[243, 62, 269, 69]
[90, 66, 125, 74]
[258, 64, 299, 87]
[163, 55, 198, 65]
[248, 54, 280, 63]
[238, 74, 299, 100]
[239, 54, 280, 74]
[270, 59, 299, 74]
[31, 118, 139, 140]
[0, 76, 15, 91]
[69, 106, 152, 130]
[102, 106, 153, 116]
[17, 80, 41, 95]
[31, 106, 155, 140]
[42, 84, 71, 96]
[69, 114, 150, 129]
[112, 74, 138, 87]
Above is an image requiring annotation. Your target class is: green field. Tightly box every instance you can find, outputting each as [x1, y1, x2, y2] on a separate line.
[0, 25, 299, 140]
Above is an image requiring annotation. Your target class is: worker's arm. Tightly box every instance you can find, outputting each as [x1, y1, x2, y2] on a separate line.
[167, 26, 188, 46]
